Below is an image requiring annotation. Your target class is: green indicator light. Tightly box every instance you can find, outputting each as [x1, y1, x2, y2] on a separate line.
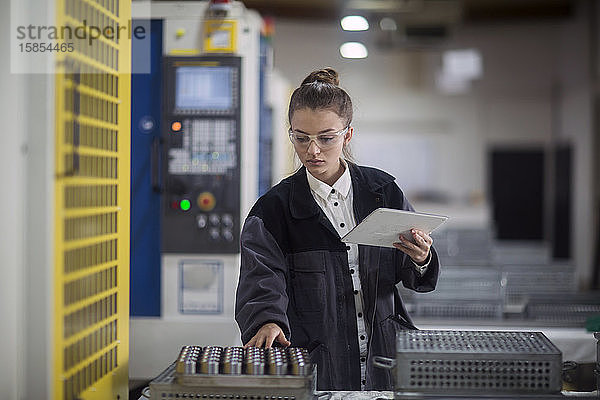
[180, 199, 191, 211]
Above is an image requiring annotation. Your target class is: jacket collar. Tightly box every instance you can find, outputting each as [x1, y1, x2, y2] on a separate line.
[289, 162, 395, 220]
[289, 166, 321, 219]
[349, 162, 396, 223]
[347, 162, 396, 193]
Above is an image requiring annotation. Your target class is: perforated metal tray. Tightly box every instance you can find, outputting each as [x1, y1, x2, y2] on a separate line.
[150, 362, 316, 400]
[149, 346, 316, 400]
[525, 293, 600, 325]
[411, 300, 503, 320]
[502, 264, 576, 306]
[398, 266, 504, 320]
[392, 330, 562, 395]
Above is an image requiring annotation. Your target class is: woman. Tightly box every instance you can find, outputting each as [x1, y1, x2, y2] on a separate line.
[235, 68, 440, 391]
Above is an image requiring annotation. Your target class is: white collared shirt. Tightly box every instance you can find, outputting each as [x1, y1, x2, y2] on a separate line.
[306, 160, 429, 389]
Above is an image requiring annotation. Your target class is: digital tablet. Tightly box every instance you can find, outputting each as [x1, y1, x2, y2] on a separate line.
[341, 208, 448, 248]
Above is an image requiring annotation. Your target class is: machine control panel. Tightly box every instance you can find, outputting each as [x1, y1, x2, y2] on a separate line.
[162, 56, 242, 254]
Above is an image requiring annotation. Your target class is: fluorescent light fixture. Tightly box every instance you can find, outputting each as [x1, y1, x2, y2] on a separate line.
[341, 15, 369, 31]
[379, 17, 397, 31]
[443, 49, 483, 80]
[436, 49, 483, 94]
[339, 42, 368, 59]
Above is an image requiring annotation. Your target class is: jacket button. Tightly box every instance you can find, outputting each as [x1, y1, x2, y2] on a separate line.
[350, 269, 355, 274]
[375, 197, 381, 202]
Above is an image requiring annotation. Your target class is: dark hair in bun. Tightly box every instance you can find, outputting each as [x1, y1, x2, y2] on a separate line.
[288, 68, 353, 128]
[301, 68, 340, 86]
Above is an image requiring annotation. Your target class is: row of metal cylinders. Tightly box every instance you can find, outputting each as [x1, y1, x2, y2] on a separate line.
[176, 346, 311, 376]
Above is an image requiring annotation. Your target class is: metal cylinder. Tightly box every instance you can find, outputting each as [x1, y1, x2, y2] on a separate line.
[267, 347, 289, 375]
[288, 347, 310, 376]
[222, 346, 244, 374]
[176, 345, 202, 375]
[199, 346, 223, 374]
[244, 347, 265, 375]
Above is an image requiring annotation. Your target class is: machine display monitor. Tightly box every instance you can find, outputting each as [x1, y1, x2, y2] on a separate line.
[175, 66, 234, 112]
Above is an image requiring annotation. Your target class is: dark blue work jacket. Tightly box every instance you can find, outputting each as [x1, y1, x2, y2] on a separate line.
[235, 163, 440, 390]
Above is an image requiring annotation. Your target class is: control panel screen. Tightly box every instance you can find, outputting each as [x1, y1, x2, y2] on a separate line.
[175, 66, 233, 111]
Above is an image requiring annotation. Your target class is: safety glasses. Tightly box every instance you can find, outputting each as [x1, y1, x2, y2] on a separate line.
[288, 126, 349, 150]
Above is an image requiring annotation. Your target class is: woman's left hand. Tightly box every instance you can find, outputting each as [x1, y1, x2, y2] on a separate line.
[392, 229, 432, 264]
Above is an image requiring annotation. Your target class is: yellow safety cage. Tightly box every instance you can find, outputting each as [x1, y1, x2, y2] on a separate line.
[54, 0, 130, 398]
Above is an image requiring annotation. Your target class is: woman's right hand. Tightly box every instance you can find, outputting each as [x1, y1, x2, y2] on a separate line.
[244, 322, 291, 348]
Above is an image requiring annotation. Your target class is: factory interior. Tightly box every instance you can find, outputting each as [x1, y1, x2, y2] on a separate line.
[1, 0, 600, 399]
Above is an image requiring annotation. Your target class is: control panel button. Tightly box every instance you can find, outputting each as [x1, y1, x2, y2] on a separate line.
[209, 228, 220, 240]
[222, 214, 234, 227]
[171, 121, 182, 132]
[222, 229, 234, 242]
[209, 214, 220, 226]
[139, 116, 155, 133]
[196, 214, 207, 229]
[197, 192, 216, 211]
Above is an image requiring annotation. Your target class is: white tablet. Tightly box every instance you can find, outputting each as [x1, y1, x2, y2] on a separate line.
[341, 207, 448, 248]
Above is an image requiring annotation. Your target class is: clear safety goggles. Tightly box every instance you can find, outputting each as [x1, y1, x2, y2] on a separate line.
[288, 126, 349, 150]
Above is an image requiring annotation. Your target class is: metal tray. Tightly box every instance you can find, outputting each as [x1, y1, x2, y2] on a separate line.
[374, 330, 562, 397]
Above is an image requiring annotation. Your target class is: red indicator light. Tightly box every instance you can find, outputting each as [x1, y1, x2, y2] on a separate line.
[171, 121, 182, 132]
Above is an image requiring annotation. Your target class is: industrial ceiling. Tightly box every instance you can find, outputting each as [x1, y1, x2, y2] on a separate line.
[239, 0, 575, 22]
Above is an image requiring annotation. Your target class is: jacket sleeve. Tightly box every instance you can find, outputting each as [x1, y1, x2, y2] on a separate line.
[235, 215, 290, 344]
[384, 181, 440, 292]
[397, 246, 440, 292]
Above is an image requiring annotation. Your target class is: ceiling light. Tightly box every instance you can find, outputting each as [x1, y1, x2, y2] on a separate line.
[443, 49, 482, 80]
[379, 17, 397, 31]
[436, 49, 483, 94]
[339, 42, 368, 59]
[341, 16, 369, 31]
